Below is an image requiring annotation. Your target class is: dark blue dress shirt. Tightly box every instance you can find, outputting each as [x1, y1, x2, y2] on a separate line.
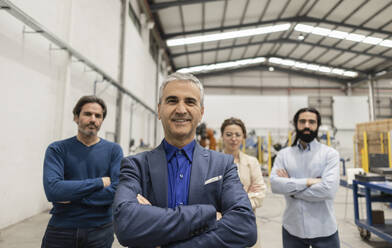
[163, 139, 195, 208]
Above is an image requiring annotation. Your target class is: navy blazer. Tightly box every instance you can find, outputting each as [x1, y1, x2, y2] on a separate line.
[113, 142, 257, 247]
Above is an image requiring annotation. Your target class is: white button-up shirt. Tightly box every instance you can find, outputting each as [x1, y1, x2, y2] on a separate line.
[270, 139, 340, 239]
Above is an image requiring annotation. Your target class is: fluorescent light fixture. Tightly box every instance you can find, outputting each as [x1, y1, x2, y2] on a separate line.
[307, 64, 320, 71]
[177, 57, 266, 73]
[167, 23, 291, 47]
[281, 59, 295, 66]
[293, 24, 392, 48]
[268, 56, 358, 77]
[250, 57, 267, 64]
[345, 33, 365, 42]
[328, 30, 348, 39]
[311, 27, 331, 36]
[178, 56, 358, 78]
[343, 71, 358, 77]
[269, 57, 283, 64]
[380, 39, 392, 48]
[268, 57, 358, 78]
[294, 24, 314, 33]
[362, 36, 383, 45]
[318, 66, 332, 73]
[294, 62, 308, 69]
[331, 68, 344, 75]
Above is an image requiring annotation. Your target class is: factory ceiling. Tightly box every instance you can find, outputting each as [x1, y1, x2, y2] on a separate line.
[146, 0, 392, 84]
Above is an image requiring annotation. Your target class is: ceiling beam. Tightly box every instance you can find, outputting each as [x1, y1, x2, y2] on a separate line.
[179, 55, 366, 75]
[170, 38, 392, 62]
[351, 66, 392, 86]
[203, 84, 346, 91]
[164, 16, 392, 39]
[164, 16, 300, 39]
[149, 0, 225, 12]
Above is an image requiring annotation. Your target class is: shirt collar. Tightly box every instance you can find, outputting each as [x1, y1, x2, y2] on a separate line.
[297, 139, 318, 151]
[163, 139, 196, 162]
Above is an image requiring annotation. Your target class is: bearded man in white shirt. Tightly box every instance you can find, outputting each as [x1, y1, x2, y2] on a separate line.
[270, 107, 340, 248]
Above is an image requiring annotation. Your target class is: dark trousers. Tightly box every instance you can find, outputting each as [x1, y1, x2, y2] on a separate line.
[41, 222, 114, 248]
[282, 227, 340, 248]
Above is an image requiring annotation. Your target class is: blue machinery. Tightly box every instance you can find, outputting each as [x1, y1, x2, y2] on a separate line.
[353, 180, 392, 242]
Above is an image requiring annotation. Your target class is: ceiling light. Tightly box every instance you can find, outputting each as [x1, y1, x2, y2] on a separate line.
[343, 71, 358, 77]
[294, 24, 314, 33]
[167, 23, 290, 47]
[307, 64, 320, 71]
[318, 66, 332, 73]
[281, 59, 295, 66]
[251, 57, 267, 63]
[380, 40, 392, 48]
[331, 68, 344, 75]
[328, 30, 348, 39]
[375, 70, 387, 77]
[362, 36, 383, 45]
[345, 33, 365, 42]
[269, 57, 283, 64]
[178, 56, 358, 78]
[177, 57, 266, 73]
[293, 24, 390, 49]
[311, 27, 331, 36]
[297, 34, 305, 40]
[294, 62, 308, 69]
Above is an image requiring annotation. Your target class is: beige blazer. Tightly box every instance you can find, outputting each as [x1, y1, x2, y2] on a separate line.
[238, 151, 266, 209]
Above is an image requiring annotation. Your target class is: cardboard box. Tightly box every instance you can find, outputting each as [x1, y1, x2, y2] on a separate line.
[372, 210, 385, 225]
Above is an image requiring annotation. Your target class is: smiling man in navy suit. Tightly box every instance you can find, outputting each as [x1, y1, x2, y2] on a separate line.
[113, 72, 257, 248]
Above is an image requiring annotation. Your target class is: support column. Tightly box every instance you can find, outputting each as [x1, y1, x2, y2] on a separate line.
[346, 82, 352, 96]
[368, 75, 375, 121]
[115, 0, 129, 143]
[154, 49, 163, 146]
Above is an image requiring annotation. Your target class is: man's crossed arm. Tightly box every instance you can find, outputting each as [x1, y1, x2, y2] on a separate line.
[113, 156, 257, 248]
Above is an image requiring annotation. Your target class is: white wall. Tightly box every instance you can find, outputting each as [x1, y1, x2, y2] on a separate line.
[333, 96, 369, 130]
[200, 69, 349, 96]
[0, 1, 161, 228]
[199, 69, 381, 166]
[332, 96, 370, 166]
[203, 95, 307, 130]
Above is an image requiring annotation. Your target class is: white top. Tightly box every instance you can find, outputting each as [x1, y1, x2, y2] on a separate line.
[270, 140, 340, 239]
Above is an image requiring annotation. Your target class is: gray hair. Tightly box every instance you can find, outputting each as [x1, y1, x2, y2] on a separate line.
[158, 72, 204, 106]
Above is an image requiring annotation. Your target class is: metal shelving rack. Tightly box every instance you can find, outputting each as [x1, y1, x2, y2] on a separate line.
[353, 180, 392, 242]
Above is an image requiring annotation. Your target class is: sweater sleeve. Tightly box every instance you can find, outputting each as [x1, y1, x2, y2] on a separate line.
[43, 144, 103, 202]
[81, 144, 123, 206]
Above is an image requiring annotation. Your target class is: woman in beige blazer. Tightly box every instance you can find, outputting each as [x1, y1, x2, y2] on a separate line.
[221, 117, 266, 248]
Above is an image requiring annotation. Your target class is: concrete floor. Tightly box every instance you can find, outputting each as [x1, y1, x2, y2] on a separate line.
[1, 184, 392, 247]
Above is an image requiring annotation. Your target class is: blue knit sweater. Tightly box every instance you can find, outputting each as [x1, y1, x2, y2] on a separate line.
[43, 136, 123, 228]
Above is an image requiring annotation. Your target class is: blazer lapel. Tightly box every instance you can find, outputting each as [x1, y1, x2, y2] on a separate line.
[147, 143, 168, 207]
[188, 143, 209, 205]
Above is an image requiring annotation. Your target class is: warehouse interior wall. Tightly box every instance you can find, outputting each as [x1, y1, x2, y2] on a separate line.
[0, 0, 162, 229]
[199, 69, 391, 166]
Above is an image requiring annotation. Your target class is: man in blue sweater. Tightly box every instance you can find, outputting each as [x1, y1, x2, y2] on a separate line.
[41, 95, 123, 248]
